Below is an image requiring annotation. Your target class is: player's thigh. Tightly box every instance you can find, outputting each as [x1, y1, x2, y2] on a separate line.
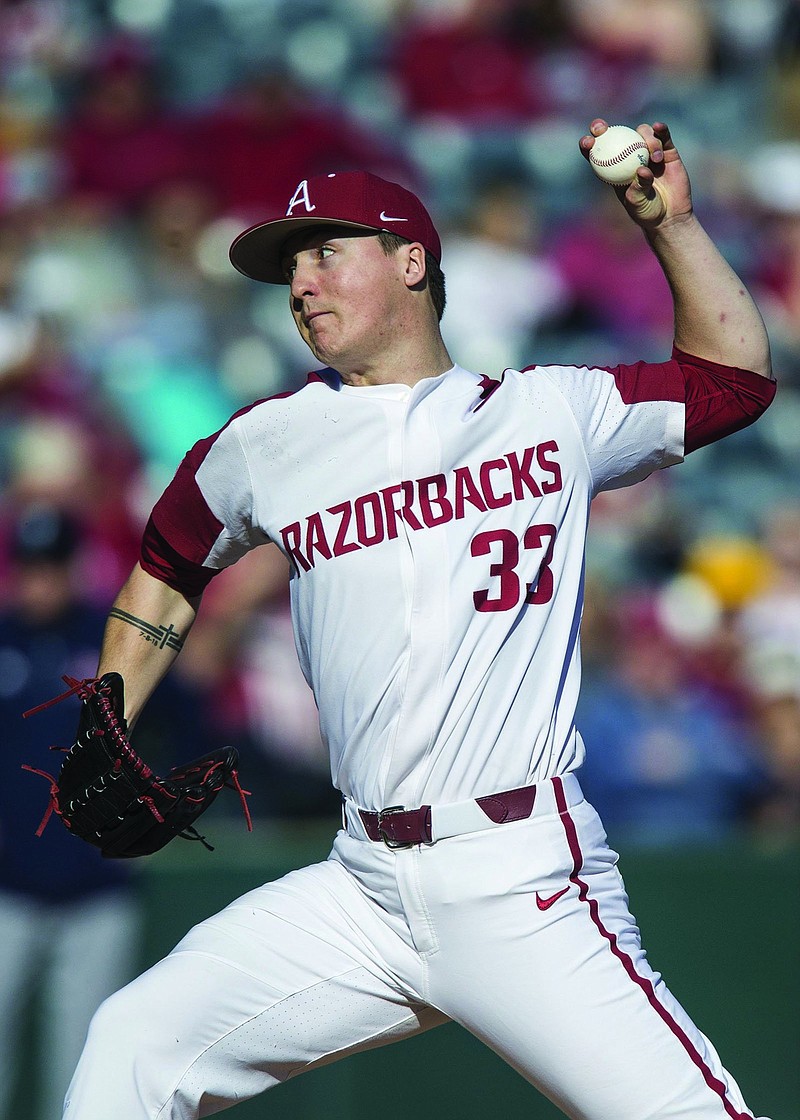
[68, 857, 444, 1119]
[426, 803, 753, 1120]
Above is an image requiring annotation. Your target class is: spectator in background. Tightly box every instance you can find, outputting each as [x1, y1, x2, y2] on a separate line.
[0, 200, 149, 605]
[736, 505, 800, 833]
[738, 505, 800, 694]
[744, 140, 800, 383]
[546, 185, 675, 356]
[391, 0, 564, 125]
[1, 407, 142, 610]
[0, 219, 42, 399]
[751, 689, 800, 836]
[576, 593, 769, 848]
[193, 69, 417, 227]
[0, 503, 140, 1120]
[564, 0, 714, 82]
[770, 0, 800, 136]
[58, 36, 196, 220]
[440, 173, 568, 373]
[93, 176, 244, 493]
[682, 530, 775, 719]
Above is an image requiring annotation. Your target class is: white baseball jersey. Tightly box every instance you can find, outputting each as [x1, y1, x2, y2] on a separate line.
[141, 353, 773, 812]
[68, 353, 775, 1120]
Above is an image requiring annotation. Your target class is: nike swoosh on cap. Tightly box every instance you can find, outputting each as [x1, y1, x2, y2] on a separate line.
[379, 211, 409, 222]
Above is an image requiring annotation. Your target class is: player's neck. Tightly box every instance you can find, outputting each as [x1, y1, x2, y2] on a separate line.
[337, 330, 453, 389]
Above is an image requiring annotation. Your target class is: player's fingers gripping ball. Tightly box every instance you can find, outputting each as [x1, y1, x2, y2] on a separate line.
[588, 125, 650, 185]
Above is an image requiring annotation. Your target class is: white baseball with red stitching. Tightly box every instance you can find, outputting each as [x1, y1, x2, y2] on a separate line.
[588, 125, 650, 185]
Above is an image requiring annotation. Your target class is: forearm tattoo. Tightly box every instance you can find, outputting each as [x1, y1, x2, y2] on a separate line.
[109, 607, 185, 652]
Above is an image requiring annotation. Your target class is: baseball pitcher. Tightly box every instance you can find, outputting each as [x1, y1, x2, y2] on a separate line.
[49, 121, 777, 1119]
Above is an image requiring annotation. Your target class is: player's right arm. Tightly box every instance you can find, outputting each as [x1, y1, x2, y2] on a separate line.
[96, 562, 202, 728]
[580, 118, 772, 380]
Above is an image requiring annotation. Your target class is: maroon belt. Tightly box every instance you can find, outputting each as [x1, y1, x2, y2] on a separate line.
[358, 783, 537, 848]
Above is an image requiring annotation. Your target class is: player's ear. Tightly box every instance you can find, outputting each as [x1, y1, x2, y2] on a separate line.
[402, 242, 427, 290]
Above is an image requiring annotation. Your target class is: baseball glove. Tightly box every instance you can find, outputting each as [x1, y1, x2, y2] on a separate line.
[22, 673, 251, 858]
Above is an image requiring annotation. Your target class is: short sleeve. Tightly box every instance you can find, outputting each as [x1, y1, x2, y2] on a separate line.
[140, 416, 268, 595]
[533, 358, 686, 494]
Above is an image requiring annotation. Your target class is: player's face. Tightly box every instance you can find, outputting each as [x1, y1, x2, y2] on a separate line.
[282, 225, 411, 377]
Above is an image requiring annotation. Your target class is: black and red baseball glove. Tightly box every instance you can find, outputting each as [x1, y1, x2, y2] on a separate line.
[23, 673, 251, 858]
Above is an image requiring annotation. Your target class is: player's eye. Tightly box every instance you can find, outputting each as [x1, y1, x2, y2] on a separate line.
[283, 245, 334, 282]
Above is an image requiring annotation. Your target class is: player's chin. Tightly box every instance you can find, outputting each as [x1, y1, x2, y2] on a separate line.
[297, 325, 328, 363]
[306, 326, 347, 367]
[305, 335, 337, 365]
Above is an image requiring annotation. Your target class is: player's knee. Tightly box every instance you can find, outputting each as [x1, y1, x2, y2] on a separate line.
[84, 979, 147, 1062]
[67, 980, 169, 1117]
[78, 977, 182, 1107]
[86, 967, 178, 1071]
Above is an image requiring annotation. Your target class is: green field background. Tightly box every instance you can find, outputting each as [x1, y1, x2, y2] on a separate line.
[18, 820, 800, 1119]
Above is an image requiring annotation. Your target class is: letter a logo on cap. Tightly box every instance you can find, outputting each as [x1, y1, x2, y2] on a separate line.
[286, 180, 316, 216]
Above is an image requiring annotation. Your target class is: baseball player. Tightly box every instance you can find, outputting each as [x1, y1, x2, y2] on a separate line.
[63, 120, 777, 1119]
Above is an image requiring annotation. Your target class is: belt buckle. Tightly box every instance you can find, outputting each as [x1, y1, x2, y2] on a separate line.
[377, 805, 412, 849]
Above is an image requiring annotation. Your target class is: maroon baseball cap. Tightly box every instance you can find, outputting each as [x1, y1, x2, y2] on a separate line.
[229, 170, 442, 284]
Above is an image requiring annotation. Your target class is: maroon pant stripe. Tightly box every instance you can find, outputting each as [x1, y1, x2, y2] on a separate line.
[551, 776, 752, 1120]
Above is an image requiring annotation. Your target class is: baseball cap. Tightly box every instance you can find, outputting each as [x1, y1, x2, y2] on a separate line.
[229, 170, 442, 284]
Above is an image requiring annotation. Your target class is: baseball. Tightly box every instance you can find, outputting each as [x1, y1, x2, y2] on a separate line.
[588, 125, 650, 185]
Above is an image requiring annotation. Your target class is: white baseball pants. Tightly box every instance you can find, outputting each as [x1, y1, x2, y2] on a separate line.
[64, 776, 764, 1120]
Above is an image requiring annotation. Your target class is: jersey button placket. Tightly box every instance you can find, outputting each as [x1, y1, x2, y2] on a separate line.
[372, 392, 416, 796]
[383, 392, 447, 800]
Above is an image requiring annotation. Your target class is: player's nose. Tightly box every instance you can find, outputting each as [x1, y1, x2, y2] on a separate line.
[289, 255, 320, 300]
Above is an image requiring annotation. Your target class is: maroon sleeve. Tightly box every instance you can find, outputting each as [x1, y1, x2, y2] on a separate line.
[140, 516, 220, 599]
[137, 390, 304, 600]
[138, 432, 229, 600]
[675, 346, 776, 454]
[137, 395, 271, 598]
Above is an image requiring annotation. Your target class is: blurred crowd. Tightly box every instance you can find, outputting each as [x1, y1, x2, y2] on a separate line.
[3, 0, 800, 843]
[2, 0, 800, 1113]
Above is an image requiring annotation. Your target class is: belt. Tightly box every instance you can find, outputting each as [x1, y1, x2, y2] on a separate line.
[345, 773, 582, 849]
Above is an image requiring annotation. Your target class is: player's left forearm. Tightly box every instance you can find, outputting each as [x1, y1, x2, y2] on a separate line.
[647, 213, 772, 378]
[97, 562, 201, 730]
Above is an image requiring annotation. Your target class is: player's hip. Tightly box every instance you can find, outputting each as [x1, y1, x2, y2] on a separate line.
[334, 775, 627, 940]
